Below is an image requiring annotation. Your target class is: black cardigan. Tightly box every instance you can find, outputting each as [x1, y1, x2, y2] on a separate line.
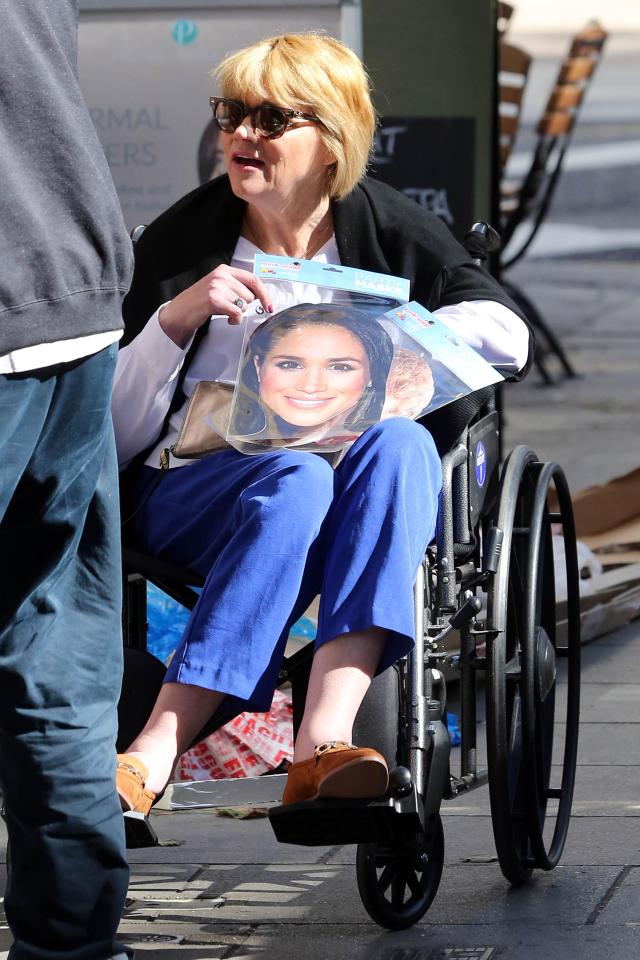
[122, 174, 531, 454]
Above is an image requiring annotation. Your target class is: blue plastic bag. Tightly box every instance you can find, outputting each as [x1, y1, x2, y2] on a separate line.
[146, 583, 192, 665]
[146, 585, 318, 665]
[446, 711, 461, 747]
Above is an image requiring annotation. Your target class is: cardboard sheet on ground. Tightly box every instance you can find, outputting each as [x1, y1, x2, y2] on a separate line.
[567, 466, 640, 567]
[555, 466, 640, 642]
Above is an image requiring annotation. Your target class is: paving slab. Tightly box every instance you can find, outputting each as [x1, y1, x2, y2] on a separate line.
[438, 815, 640, 868]
[109, 869, 640, 960]
[117, 862, 622, 929]
[594, 866, 640, 925]
[575, 683, 640, 724]
[449, 715, 638, 770]
[581, 639, 640, 682]
[567, 721, 640, 765]
[196, 921, 640, 960]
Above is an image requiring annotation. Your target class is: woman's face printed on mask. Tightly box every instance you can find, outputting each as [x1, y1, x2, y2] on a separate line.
[255, 323, 371, 428]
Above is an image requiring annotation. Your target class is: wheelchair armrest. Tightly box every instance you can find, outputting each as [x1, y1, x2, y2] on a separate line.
[122, 546, 204, 590]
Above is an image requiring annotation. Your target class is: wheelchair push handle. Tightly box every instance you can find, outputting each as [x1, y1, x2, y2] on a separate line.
[463, 221, 501, 266]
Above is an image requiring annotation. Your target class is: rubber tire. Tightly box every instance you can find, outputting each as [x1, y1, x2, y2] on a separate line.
[356, 815, 444, 930]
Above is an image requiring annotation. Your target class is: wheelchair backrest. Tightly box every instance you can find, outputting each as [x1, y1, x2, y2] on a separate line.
[434, 408, 500, 613]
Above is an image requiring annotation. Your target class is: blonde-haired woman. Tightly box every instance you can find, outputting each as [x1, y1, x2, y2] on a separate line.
[113, 33, 531, 814]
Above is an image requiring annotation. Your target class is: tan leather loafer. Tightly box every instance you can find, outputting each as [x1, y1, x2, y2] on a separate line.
[116, 753, 156, 816]
[282, 741, 389, 805]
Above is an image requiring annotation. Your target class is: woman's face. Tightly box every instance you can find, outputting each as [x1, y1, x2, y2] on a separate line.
[222, 95, 333, 211]
[255, 324, 371, 428]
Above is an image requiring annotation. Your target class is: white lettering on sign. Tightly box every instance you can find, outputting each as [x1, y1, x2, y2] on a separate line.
[403, 187, 454, 226]
[372, 126, 408, 165]
[89, 107, 170, 132]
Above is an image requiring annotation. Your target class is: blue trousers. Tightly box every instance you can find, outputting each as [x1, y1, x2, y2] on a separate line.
[0, 346, 131, 960]
[132, 417, 442, 714]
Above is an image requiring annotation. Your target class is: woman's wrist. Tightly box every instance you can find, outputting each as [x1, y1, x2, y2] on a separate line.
[158, 301, 196, 350]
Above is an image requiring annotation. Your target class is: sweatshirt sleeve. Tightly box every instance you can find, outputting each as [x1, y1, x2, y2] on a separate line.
[111, 306, 193, 467]
[433, 300, 531, 373]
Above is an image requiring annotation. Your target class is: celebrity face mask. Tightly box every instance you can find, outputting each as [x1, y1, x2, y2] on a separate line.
[255, 324, 371, 428]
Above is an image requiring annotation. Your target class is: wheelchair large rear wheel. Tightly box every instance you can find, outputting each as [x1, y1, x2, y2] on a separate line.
[486, 446, 580, 885]
[356, 815, 444, 930]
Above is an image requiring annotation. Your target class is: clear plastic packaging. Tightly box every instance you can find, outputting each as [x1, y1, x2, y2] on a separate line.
[225, 255, 503, 455]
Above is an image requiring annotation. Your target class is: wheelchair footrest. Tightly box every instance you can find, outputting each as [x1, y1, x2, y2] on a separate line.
[268, 792, 423, 847]
[124, 810, 159, 849]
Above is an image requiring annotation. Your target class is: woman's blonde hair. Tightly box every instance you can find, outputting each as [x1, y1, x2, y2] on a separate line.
[213, 33, 376, 200]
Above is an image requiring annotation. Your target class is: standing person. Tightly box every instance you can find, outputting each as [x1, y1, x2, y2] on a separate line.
[113, 33, 531, 816]
[0, 1, 133, 957]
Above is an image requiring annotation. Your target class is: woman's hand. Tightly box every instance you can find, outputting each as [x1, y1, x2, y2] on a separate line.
[159, 265, 273, 348]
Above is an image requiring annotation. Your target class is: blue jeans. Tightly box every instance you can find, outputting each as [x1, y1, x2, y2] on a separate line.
[131, 417, 442, 715]
[0, 345, 131, 960]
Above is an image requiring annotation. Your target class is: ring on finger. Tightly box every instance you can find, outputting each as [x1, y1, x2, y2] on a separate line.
[233, 297, 244, 309]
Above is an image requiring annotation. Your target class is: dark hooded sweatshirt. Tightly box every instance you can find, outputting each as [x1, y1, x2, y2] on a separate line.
[0, 0, 132, 356]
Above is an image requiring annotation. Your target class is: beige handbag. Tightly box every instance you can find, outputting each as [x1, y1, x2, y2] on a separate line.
[168, 380, 345, 465]
[170, 381, 234, 460]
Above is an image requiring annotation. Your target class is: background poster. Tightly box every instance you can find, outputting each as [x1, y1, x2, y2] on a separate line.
[370, 117, 476, 241]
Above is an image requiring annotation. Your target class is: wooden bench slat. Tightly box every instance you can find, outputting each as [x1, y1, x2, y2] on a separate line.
[547, 85, 583, 111]
[500, 42, 532, 74]
[558, 57, 597, 83]
[499, 114, 520, 137]
[499, 84, 527, 106]
[537, 110, 576, 137]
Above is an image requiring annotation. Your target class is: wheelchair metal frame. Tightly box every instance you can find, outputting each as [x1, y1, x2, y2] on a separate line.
[120, 403, 581, 928]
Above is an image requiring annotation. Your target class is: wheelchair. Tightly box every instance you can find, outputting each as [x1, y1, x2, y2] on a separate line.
[118, 225, 581, 931]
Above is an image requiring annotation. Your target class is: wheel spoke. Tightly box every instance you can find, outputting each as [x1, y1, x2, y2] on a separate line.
[376, 863, 397, 894]
[405, 866, 424, 899]
[391, 872, 407, 908]
[507, 690, 524, 802]
[505, 655, 522, 681]
[374, 853, 397, 867]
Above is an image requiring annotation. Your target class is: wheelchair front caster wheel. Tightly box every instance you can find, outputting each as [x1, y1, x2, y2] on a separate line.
[356, 815, 444, 930]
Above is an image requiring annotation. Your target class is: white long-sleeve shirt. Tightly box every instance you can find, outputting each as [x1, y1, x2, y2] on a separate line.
[112, 235, 529, 470]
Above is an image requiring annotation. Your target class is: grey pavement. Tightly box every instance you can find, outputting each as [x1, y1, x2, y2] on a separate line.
[3, 624, 638, 958]
[502, 258, 640, 491]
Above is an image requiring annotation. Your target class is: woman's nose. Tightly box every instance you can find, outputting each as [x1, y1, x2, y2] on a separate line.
[232, 120, 258, 141]
[299, 365, 326, 392]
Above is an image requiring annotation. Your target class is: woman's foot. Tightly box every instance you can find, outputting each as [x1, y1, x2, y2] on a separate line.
[282, 741, 388, 805]
[116, 753, 157, 816]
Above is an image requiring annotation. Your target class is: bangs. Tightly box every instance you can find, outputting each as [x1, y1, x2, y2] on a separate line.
[215, 39, 313, 111]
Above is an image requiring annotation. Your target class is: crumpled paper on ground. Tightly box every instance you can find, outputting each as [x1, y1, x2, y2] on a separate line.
[176, 688, 294, 781]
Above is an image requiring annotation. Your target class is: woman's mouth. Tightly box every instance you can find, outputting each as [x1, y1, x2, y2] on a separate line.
[233, 155, 264, 169]
[285, 397, 334, 408]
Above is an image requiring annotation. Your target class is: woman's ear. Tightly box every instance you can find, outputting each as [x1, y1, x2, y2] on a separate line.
[253, 356, 261, 383]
